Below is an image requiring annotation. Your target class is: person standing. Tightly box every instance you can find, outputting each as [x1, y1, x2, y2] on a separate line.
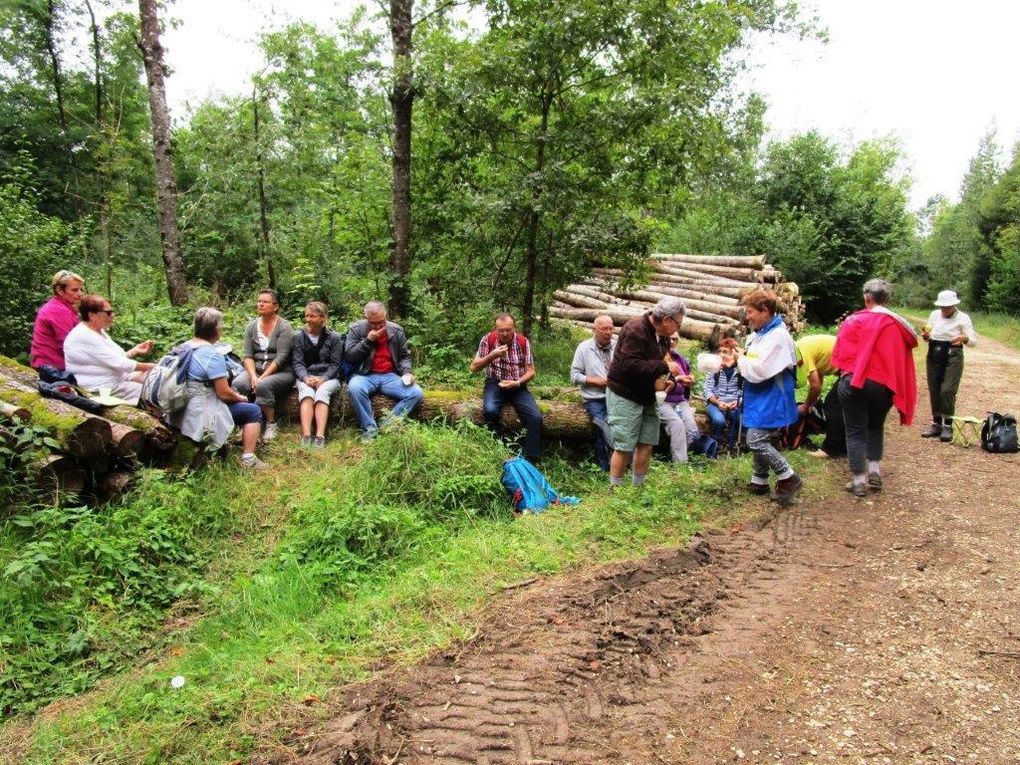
[569, 315, 616, 471]
[232, 289, 295, 442]
[831, 279, 917, 497]
[30, 270, 85, 371]
[605, 297, 685, 487]
[345, 301, 424, 440]
[796, 334, 846, 459]
[470, 313, 543, 463]
[734, 290, 802, 506]
[920, 290, 977, 442]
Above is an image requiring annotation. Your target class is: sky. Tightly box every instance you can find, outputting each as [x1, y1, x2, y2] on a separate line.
[158, 0, 1020, 209]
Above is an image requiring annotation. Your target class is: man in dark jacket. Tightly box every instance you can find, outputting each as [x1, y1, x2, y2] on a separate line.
[606, 297, 685, 486]
[344, 301, 424, 439]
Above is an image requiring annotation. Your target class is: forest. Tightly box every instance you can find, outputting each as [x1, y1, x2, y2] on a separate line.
[3, 1, 1020, 760]
[3, 0, 1016, 365]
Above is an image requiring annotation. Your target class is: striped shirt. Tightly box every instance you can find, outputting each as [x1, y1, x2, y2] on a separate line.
[702, 366, 742, 405]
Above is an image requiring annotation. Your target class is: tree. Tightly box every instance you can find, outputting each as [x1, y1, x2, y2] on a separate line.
[388, 0, 413, 318]
[980, 144, 1020, 313]
[414, 0, 802, 336]
[749, 132, 913, 322]
[137, 0, 188, 305]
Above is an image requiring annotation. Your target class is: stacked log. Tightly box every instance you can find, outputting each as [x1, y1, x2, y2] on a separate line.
[551, 253, 805, 345]
[0, 356, 179, 501]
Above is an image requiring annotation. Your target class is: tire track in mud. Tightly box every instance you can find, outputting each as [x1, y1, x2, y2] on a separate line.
[282, 501, 823, 765]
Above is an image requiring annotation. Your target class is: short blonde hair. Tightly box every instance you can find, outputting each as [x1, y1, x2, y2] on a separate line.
[305, 301, 328, 318]
[52, 269, 84, 293]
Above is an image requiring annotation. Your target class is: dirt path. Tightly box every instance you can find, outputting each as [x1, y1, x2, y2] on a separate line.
[281, 338, 1020, 765]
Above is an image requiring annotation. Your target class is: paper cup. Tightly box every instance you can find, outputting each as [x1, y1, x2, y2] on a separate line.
[655, 390, 667, 405]
[697, 353, 722, 375]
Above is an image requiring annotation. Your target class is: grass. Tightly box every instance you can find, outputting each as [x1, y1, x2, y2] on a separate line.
[0, 418, 828, 765]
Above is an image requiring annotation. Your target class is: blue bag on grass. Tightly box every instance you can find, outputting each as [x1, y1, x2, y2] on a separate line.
[500, 457, 580, 515]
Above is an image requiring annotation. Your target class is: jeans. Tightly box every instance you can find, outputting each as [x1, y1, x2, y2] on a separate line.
[838, 375, 892, 476]
[583, 398, 613, 471]
[746, 427, 794, 483]
[483, 378, 543, 460]
[706, 403, 741, 448]
[227, 401, 263, 427]
[348, 372, 424, 434]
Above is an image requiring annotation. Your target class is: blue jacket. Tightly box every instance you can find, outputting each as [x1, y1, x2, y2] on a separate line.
[741, 315, 798, 429]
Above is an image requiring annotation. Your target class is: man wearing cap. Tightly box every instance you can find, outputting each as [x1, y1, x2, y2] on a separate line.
[921, 290, 977, 442]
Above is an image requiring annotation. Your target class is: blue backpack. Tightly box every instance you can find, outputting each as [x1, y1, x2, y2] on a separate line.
[500, 457, 579, 515]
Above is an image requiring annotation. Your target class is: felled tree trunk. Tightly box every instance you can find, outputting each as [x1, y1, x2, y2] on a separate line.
[0, 375, 112, 459]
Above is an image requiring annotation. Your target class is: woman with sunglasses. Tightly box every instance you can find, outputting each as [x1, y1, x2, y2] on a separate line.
[63, 294, 154, 404]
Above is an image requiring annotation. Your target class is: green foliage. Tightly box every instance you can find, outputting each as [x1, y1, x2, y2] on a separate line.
[0, 470, 227, 715]
[981, 145, 1020, 313]
[0, 168, 84, 358]
[0, 420, 52, 514]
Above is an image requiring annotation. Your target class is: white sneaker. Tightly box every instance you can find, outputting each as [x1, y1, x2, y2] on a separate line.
[240, 455, 268, 471]
[262, 422, 279, 442]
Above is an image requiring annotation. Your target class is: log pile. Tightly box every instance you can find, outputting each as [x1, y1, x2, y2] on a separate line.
[550, 253, 804, 346]
[0, 356, 178, 501]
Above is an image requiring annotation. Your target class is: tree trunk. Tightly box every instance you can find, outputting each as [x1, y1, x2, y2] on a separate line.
[388, 0, 414, 319]
[137, 0, 188, 305]
[0, 376, 112, 459]
[253, 86, 276, 290]
[521, 93, 552, 338]
[652, 253, 766, 269]
[42, 0, 83, 217]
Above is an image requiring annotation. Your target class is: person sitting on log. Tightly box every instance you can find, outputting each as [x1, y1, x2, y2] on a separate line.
[703, 337, 742, 453]
[30, 269, 85, 372]
[470, 312, 543, 463]
[658, 332, 699, 464]
[732, 289, 802, 506]
[293, 301, 345, 448]
[231, 289, 295, 443]
[168, 307, 267, 469]
[569, 314, 616, 471]
[796, 334, 846, 459]
[344, 300, 424, 441]
[63, 294, 154, 404]
[605, 297, 685, 487]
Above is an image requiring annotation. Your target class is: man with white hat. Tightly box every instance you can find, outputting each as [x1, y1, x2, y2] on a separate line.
[920, 290, 977, 442]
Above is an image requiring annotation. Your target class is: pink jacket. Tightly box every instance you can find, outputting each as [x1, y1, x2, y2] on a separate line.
[30, 295, 78, 369]
[832, 308, 918, 425]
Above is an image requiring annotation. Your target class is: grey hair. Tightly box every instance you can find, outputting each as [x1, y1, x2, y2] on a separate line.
[651, 296, 686, 321]
[363, 300, 387, 317]
[863, 278, 892, 305]
[194, 306, 223, 341]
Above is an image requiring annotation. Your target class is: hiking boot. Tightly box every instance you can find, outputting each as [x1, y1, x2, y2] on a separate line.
[262, 422, 279, 442]
[312, 435, 326, 449]
[921, 421, 941, 438]
[867, 472, 882, 491]
[845, 480, 867, 498]
[299, 435, 312, 448]
[939, 423, 953, 442]
[772, 473, 803, 506]
[240, 455, 268, 471]
[807, 449, 831, 459]
[747, 481, 770, 496]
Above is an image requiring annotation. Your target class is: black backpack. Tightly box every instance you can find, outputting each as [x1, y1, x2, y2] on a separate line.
[980, 412, 1018, 454]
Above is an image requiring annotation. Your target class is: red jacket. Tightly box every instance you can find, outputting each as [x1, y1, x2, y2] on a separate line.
[832, 308, 918, 425]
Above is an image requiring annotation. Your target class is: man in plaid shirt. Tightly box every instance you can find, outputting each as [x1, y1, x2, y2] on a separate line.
[470, 313, 543, 462]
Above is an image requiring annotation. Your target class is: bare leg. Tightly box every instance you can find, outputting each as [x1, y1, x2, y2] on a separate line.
[610, 450, 632, 479]
[299, 398, 314, 437]
[262, 405, 276, 424]
[241, 422, 260, 454]
[314, 402, 330, 438]
[632, 443, 653, 475]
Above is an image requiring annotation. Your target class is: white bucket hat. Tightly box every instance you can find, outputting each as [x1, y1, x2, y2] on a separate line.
[934, 290, 961, 307]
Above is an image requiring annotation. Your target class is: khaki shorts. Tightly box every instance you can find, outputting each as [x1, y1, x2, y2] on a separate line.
[607, 389, 660, 452]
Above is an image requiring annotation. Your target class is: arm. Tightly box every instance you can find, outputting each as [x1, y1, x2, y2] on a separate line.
[570, 343, 605, 387]
[269, 320, 293, 370]
[736, 332, 793, 384]
[798, 370, 822, 414]
[291, 332, 310, 381]
[956, 314, 977, 347]
[469, 337, 506, 373]
[322, 333, 343, 380]
[212, 376, 248, 404]
[344, 321, 374, 367]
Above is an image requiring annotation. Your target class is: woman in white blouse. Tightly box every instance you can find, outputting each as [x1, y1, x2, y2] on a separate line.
[63, 294, 155, 404]
[920, 290, 977, 442]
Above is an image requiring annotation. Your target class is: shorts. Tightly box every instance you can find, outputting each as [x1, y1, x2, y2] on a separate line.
[606, 389, 660, 452]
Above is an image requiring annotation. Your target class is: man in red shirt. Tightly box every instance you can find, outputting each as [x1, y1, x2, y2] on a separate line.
[344, 301, 424, 439]
[30, 269, 85, 370]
